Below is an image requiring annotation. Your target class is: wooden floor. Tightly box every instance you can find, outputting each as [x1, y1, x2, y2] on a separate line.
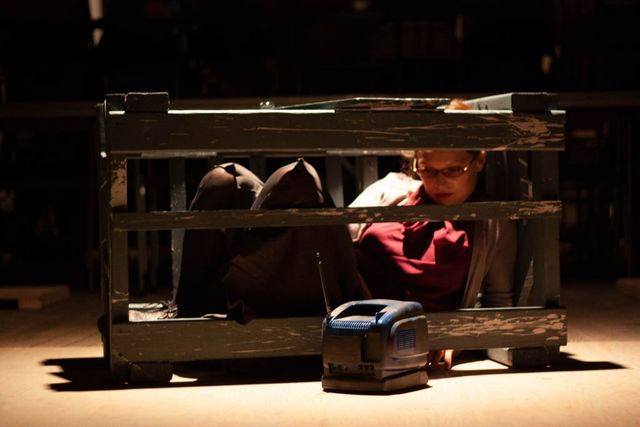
[0, 281, 639, 427]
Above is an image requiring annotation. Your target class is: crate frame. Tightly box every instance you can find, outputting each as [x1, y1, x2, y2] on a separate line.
[97, 92, 566, 380]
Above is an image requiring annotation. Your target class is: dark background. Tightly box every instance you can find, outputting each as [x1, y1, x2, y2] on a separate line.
[0, 0, 638, 290]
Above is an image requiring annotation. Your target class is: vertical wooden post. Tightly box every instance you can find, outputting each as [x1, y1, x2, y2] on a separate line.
[133, 160, 147, 294]
[96, 102, 110, 358]
[531, 152, 561, 307]
[109, 157, 129, 323]
[508, 151, 535, 306]
[479, 93, 563, 367]
[110, 229, 129, 323]
[484, 151, 509, 200]
[325, 155, 344, 207]
[356, 156, 378, 195]
[249, 154, 267, 181]
[108, 156, 130, 375]
[169, 158, 186, 295]
[147, 161, 159, 291]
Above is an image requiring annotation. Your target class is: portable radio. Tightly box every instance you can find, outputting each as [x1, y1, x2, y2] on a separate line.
[320, 298, 429, 392]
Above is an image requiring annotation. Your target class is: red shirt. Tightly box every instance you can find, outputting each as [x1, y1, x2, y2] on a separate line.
[356, 186, 473, 311]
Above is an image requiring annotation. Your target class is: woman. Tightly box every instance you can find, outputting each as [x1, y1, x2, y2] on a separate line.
[351, 149, 517, 367]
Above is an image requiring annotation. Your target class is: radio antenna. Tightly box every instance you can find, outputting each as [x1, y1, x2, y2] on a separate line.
[316, 252, 332, 315]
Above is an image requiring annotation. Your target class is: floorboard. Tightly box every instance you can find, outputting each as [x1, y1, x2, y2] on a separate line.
[0, 281, 638, 427]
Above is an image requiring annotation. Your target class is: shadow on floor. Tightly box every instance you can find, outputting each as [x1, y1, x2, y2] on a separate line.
[43, 351, 624, 392]
[429, 351, 626, 380]
[42, 356, 324, 392]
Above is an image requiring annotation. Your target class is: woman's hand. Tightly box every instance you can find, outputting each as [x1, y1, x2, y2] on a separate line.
[428, 349, 454, 370]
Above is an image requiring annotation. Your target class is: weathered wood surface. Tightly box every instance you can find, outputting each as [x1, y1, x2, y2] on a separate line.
[97, 103, 113, 359]
[112, 317, 324, 362]
[105, 109, 565, 156]
[169, 159, 186, 292]
[101, 93, 567, 370]
[110, 231, 129, 323]
[111, 307, 566, 363]
[427, 308, 567, 350]
[276, 96, 450, 111]
[465, 92, 558, 111]
[531, 152, 562, 307]
[109, 158, 127, 210]
[112, 201, 561, 231]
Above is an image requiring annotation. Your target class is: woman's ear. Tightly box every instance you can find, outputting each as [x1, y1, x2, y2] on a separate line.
[474, 151, 487, 172]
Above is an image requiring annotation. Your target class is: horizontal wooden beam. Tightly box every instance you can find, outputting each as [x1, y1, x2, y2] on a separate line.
[427, 307, 567, 350]
[112, 317, 324, 362]
[106, 109, 564, 155]
[111, 307, 566, 363]
[112, 201, 561, 231]
[465, 92, 558, 111]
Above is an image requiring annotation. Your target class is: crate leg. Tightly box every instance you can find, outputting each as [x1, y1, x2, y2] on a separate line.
[130, 362, 174, 383]
[110, 352, 131, 382]
[487, 346, 560, 369]
[110, 351, 173, 383]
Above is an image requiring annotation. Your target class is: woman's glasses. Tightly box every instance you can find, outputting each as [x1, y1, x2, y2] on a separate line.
[413, 154, 478, 179]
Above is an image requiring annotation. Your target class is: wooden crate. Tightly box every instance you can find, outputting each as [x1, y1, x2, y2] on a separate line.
[98, 92, 566, 380]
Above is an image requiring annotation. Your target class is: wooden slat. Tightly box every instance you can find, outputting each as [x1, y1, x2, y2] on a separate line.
[107, 156, 129, 325]
[169, 159, 186, 293]
[109, 157, 127, 209]
[112, 317, 324, 362]
[133, 160, 147, 294]
[110, 231, 129, 323]
[357, 156, 379, 192]
[465, 92, 558, 111]
[105, 109, 565, 155]
[110, 307, 566, 363]
[96, 103, 109, 311]
[276, 96, 450, 111]
[509, 151, 536, 305]
[531, 152, 562, 307]
[427, 307, 567, 350]
[112, 201, 562, 231]
[325, 155, 344, 207]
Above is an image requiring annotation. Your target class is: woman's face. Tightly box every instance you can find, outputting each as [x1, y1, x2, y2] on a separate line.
[414, 150, 486, 205]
